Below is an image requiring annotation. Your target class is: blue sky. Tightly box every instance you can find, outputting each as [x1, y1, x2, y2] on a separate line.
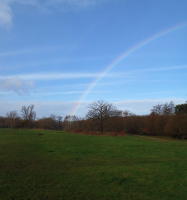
[0, 0, 187, 117]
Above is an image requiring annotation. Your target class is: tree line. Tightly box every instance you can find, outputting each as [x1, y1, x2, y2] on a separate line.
[0, 101, 187, 139]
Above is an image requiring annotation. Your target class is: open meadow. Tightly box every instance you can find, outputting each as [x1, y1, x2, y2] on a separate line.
[0, 129, 187, 200]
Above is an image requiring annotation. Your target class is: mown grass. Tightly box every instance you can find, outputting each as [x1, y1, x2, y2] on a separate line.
[0, 128, 186, 200]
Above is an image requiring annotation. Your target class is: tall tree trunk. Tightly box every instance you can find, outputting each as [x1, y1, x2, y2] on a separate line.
[100, 118, 103, 134]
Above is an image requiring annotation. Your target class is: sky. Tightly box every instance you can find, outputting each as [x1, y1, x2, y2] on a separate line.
[0, 0, 187, 117]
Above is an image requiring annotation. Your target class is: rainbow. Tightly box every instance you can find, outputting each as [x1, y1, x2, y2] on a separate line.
[71, 22, 187, 115]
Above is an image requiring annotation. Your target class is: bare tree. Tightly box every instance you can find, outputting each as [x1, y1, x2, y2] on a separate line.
[151, 104, 163, 115]
[56, 116, 63, 129]
[63, 115, 79, 130]
[21, 105, 36, 127]
[86, 100, 116, 133]
[162, 101, 175, 115]
[6, 111, 19, 128]
[50, 114, 63, 129]
[151, 102, 175, 115]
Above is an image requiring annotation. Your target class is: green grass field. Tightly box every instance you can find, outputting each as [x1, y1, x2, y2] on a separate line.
[0, 129, 186, 200]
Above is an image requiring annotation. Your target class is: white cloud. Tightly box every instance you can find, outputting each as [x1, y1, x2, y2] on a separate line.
[1, 64, 186, 81]
[32, 89, 110, 97]
[0, 1, 12, 28]
[0, 0, 103, 28]
[0, 0, 37, 28]
[0, 78, 34, 95]
[0, 72, 125, 80]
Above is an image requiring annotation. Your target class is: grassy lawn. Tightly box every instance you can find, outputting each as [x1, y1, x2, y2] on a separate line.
[0, 129, 186, 200]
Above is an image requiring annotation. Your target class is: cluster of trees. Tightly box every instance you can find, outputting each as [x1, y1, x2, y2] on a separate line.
[64, 101, 187, 139]
[0, 105, 63, 130]
[0, 101, 187, 139]
[1, 105, 36, 129]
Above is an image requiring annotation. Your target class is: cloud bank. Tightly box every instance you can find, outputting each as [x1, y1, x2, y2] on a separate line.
[0, 78, 34, 95]
[0, 98, 185, 118]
